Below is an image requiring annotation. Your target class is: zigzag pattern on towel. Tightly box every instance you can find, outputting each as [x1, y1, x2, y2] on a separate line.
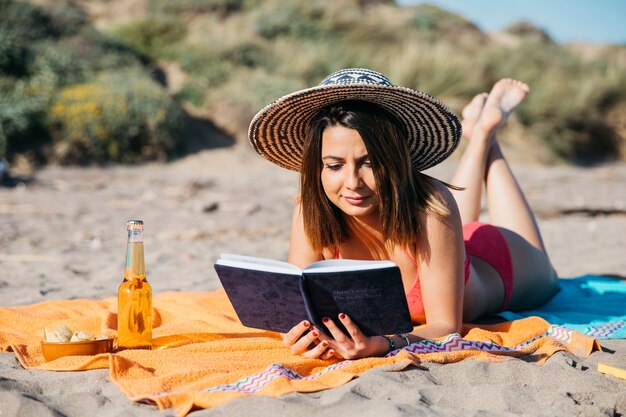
[150, 325, 582, 398]
[388, 325, 577, 356]
[546, 324, 573, 344]
[386, 333, 517, 356]
[583, 321, 626, 338]
[205, 361, 351, 395]
[513, 325, 573, 349]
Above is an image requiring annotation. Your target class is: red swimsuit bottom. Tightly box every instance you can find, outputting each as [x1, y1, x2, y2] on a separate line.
[406, 222, 514, 318]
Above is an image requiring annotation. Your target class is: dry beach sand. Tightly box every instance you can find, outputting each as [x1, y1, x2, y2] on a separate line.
[1, 144, 625, 416]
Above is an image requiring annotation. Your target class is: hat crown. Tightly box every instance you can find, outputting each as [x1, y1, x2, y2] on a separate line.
[250, 67, 461, 172]
[319, 68, 392, 87]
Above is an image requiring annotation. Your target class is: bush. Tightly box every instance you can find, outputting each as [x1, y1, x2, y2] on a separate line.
[222, 41, 267, 68]
[149, 0, 245, 15]
[169, 46, 232, 91]
[253, 0, 325, 39]
[0, 0, 104, 77]
[0, 0, 53, 77]
[218, 69, 306, 111]
[47, 71, 185, 164]
[0, 93, 45, 158]
[505, 21, 553, 43]
[176, 79, 207, 107]
[44, 2, 90, 37]
[0, 0, 158, 163]
[112, 17, 188, 60]
[484, 42, 626, 162]
[206, 69, 306, 140]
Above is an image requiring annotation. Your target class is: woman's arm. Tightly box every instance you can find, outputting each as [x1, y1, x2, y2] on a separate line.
[284, 202, 338, 358]
[309, 184, 466, 359]
[410, 182, 466, 338]
[286, 187, 466, 359]
[287, 201, 324, 267]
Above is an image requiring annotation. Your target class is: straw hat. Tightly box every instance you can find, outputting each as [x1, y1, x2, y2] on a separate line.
[248, 68, 461, 172]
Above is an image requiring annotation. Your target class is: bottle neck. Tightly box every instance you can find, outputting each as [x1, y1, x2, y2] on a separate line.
[124, 233, 146, 281]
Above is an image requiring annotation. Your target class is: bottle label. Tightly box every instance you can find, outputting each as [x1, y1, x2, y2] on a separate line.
[128, 229, 143, 243]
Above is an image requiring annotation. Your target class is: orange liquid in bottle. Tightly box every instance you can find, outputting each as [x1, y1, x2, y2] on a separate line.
[117, 223, 152, 350]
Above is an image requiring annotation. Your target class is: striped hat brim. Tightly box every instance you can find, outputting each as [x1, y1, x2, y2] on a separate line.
[248, 82, 461, 172]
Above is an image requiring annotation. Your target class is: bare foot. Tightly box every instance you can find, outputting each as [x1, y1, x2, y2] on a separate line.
[461, 92, 488, 139]
[475, 78, 529, 140]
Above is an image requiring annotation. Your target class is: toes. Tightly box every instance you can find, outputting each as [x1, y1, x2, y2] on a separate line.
[462, 92, 488, 118]
[500, 78, 529, 92]
[473, 92, 488, 104]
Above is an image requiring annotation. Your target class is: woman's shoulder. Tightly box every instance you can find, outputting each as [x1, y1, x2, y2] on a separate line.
[420, 175, 460, 214]
[430, 176, 455, 196]
[288, 199, 327, 265]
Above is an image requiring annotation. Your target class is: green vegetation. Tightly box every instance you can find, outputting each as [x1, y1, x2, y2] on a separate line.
[1, 0, 625, 166]
[48, 71, 184, 163]
[0, 0, 184, 165]
[112, 17, 188, 60]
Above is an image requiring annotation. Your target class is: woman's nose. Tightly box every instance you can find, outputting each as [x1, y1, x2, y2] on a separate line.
[345, 168, 363, 189]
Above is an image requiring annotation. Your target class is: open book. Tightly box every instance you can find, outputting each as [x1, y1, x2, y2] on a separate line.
[214, 254, 413, 336]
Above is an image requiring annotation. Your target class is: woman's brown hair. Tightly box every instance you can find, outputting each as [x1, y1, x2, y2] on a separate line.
[300, 100, 451, 251]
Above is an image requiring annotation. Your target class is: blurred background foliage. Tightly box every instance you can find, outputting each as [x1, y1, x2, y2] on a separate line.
[1, 0, 625, 167]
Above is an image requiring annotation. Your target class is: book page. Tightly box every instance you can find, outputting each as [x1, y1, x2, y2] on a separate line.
[304, 259, 397, 274]
[217, 253, 302, 275]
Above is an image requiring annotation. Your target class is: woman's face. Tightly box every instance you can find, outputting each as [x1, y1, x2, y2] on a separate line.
[320, 125, 380, 218]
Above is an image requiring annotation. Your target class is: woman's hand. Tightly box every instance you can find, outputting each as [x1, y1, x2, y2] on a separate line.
[283, 315, 389, 360]
[321, 314, 389, 359]
[282, 320, 336, 360]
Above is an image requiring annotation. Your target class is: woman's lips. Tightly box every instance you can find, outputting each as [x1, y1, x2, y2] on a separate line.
[343, 195, 369, 205]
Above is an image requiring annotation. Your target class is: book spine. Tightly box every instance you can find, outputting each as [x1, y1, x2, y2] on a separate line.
[299, 276, 322, 328]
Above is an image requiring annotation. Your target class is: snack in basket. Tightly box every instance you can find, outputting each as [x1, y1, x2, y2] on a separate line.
[43, 326, 102, 343]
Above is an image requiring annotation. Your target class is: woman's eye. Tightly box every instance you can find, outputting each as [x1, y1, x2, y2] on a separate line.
[362, 160, 372, 168]
[325, 164, 342, 171]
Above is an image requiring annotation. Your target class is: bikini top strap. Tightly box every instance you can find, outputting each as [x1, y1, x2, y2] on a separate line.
[404, 247, 418, 267]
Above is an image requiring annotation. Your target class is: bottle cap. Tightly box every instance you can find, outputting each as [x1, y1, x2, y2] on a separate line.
[127, 220, 144, 230]
[127, 220, 143, 242]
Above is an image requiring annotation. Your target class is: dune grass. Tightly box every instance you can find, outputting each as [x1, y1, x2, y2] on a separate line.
[1, 0, 624, 165]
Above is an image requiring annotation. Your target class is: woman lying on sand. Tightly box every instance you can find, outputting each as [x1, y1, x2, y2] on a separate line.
[248, 68, 559, 359]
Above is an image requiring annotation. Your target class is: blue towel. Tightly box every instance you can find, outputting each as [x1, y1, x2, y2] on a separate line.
[497, 275, 626, 339]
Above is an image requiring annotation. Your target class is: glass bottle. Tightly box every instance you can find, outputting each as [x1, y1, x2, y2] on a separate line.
[117, 220, 152, 350]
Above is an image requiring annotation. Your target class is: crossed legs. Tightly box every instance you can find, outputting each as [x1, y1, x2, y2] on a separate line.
[452, 80, 558, 313]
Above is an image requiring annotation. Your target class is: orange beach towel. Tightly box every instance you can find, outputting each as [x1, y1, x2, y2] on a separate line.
[0, 290, 600, 416]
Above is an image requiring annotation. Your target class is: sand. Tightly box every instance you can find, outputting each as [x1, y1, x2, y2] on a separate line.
[1, 145, 625, 416]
